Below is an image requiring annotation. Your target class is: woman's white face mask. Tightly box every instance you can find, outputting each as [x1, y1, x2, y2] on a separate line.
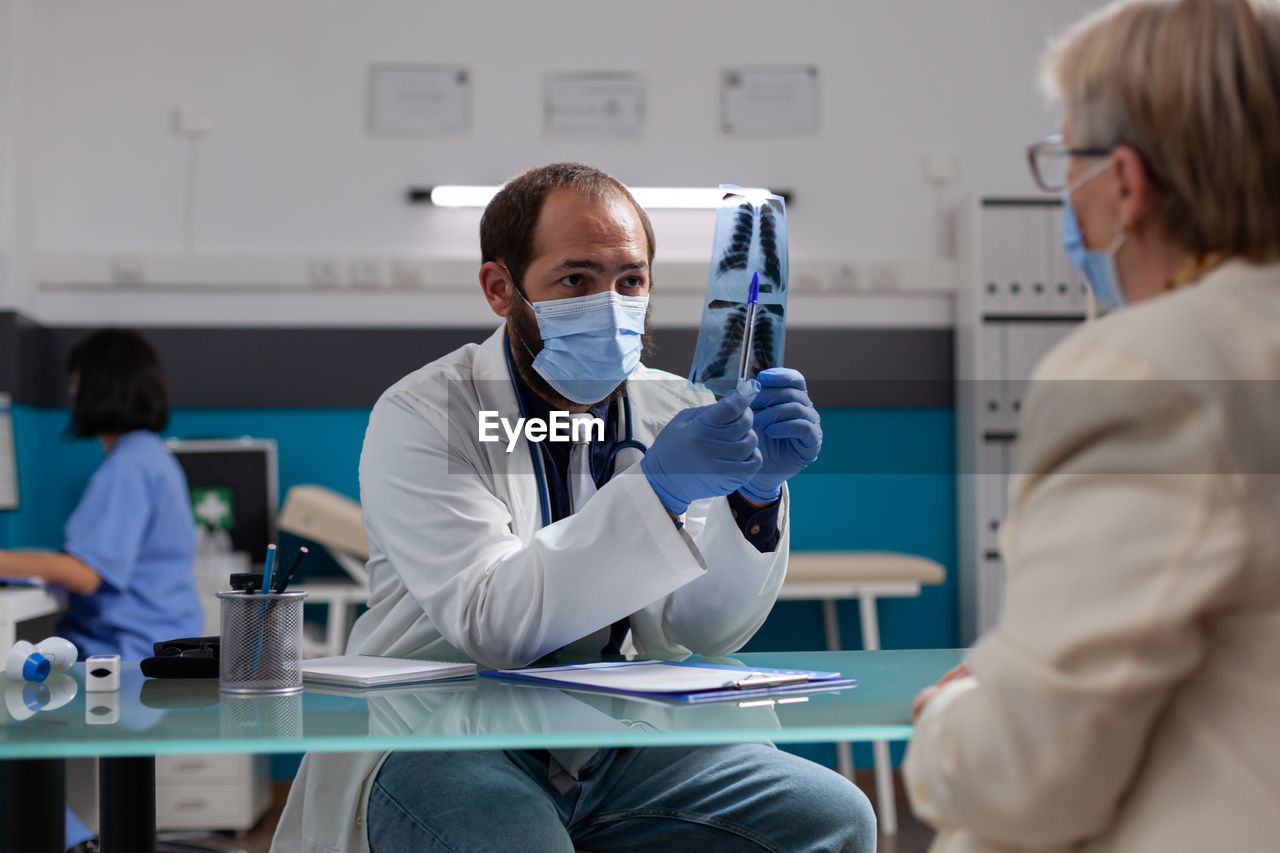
[1062, 157, 1128, 307]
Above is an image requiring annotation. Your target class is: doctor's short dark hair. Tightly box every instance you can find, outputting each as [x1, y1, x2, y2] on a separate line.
[67, 328, 170, 438]
[480, 162, 656, 292]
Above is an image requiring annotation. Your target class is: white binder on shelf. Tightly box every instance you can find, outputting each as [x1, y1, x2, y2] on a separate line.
[980, 556, 1007, 632]
[981, 322, 1008, 433]
[1005, 324, 1036, 428]
[1001, 440, 1018, 531]
[980, 206, 1011, 312]
[1023, 207, 1053, 313]
[1006, 206, 1033, 314]
[980, 440, 1006, 554]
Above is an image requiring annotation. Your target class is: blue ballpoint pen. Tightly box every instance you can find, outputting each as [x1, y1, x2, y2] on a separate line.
[738, 271, 760, 383]
[260, 543, 277, 594]
[253, 543, 277, 673]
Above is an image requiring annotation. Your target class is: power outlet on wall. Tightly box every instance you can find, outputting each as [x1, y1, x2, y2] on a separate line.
[174, 103, 214, 138]
[922, 154, 956, 187]
[306, 258, 341, 288]
[790, 263, 826, 292]
[110, 255, 145, 285]
[348, 259, 381, 288]
[831, 263, 859, 292]
[867, 263, 902, 292]
[389, 259, 427, 289]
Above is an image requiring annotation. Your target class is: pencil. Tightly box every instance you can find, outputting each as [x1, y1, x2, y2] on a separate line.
[275, 546, 309, 594]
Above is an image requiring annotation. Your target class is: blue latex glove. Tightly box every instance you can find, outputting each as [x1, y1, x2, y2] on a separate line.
[642, 381, 764, 515]
[738, 367, 822, 503]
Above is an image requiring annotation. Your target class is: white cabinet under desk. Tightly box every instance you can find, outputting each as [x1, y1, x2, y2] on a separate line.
[155, 753, 271, 832]
[67, 752, 271, 835]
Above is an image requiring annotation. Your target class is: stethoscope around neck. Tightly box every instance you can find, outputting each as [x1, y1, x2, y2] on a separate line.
[503, 333, 648, 528]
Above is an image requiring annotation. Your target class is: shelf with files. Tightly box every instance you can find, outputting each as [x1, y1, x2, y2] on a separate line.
[955, 194, 1087, 644]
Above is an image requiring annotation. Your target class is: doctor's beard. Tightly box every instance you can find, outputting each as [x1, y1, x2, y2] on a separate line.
[505, 287, 656, 412]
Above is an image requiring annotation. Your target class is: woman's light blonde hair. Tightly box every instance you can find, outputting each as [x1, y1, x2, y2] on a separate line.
[1042, 0, 1280, 261]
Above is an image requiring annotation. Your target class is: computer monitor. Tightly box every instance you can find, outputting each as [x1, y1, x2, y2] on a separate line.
[167, 437, 278, 566]
[0, 393, 18, 511]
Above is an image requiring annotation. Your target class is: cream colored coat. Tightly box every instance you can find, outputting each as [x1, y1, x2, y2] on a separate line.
[271, 327, 790, 852]
[906, 260, 1280, 852]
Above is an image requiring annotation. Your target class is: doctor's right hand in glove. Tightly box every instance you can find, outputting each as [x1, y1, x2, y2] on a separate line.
[737, 368, 822, 505]
[642, 381, 763, 516]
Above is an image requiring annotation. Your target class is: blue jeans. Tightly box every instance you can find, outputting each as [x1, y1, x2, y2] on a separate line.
[368, 744, 876, 852]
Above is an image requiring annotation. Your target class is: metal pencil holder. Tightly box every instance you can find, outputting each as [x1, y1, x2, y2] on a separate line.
[217, 590, 307, 695]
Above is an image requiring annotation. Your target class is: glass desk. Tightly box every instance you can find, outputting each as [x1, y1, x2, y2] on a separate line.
[0, 649, 962, 852]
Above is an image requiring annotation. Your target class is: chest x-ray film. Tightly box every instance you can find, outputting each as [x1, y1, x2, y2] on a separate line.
[688, 187, 788, 397]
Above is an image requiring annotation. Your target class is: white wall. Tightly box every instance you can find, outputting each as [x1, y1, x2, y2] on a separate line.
[0, 0, 22, 310]
[11, 0, 1101, 326]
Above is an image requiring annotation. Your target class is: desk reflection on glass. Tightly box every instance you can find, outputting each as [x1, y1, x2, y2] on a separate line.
[0, 650, 963, 853]
[120, 674, 793, 745]
[1, 650, 965, 751]
[359, 677, 788, 743]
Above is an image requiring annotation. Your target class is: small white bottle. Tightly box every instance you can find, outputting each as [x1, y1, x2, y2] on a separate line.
[84, 654, 121, 692]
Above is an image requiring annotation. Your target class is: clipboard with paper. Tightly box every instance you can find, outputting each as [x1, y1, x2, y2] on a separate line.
[481, 659, 856, 704]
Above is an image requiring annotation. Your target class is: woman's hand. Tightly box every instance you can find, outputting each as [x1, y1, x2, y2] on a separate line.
[911, 663, 973, 722]
[0, 549, 102, 595]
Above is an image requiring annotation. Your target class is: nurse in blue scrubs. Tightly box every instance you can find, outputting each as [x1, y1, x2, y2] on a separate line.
[0, 328, 202, 659]
[0, 329, 202, 852]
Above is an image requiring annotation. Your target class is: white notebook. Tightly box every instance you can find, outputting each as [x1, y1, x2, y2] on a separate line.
[301, 655, 476, 688]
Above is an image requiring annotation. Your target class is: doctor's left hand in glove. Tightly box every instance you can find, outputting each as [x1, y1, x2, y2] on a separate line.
[738, 367, 822, 504]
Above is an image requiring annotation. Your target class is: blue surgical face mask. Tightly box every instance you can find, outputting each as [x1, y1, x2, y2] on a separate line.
[1062, 159, 1127, 308]
[512, 283, 648, 405]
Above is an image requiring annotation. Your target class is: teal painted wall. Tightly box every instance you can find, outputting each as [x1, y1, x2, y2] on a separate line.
[2, 404, 106, 549]
[745, 407, 957, 654]
[1, 402, 957, 774]
[0, 405, 369, 549]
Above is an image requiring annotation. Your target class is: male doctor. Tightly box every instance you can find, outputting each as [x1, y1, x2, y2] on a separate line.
[273, 163, 875, 852]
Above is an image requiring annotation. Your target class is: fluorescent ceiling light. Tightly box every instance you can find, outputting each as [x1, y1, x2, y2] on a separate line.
[421, 185, 781, 209]
[426, 186, 503, 208]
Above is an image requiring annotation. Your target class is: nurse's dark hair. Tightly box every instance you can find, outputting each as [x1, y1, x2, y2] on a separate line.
[67, 328, 169, 437]
[480, 162, 656, 292]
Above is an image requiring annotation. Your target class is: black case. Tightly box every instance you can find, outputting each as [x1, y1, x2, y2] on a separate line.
[139, 635, 220, 679]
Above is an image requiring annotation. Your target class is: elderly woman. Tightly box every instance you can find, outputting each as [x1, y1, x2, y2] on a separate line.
[905, 1, 1280, 851]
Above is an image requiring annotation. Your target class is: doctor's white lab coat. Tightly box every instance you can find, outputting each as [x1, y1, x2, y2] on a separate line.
[271, 326, 790, 852]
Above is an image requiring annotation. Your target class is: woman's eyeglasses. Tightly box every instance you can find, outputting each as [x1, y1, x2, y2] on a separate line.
[1026, 134, 1112, 192]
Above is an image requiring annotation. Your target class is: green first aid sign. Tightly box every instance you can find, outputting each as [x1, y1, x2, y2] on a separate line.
[192, 487, 235, 530]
